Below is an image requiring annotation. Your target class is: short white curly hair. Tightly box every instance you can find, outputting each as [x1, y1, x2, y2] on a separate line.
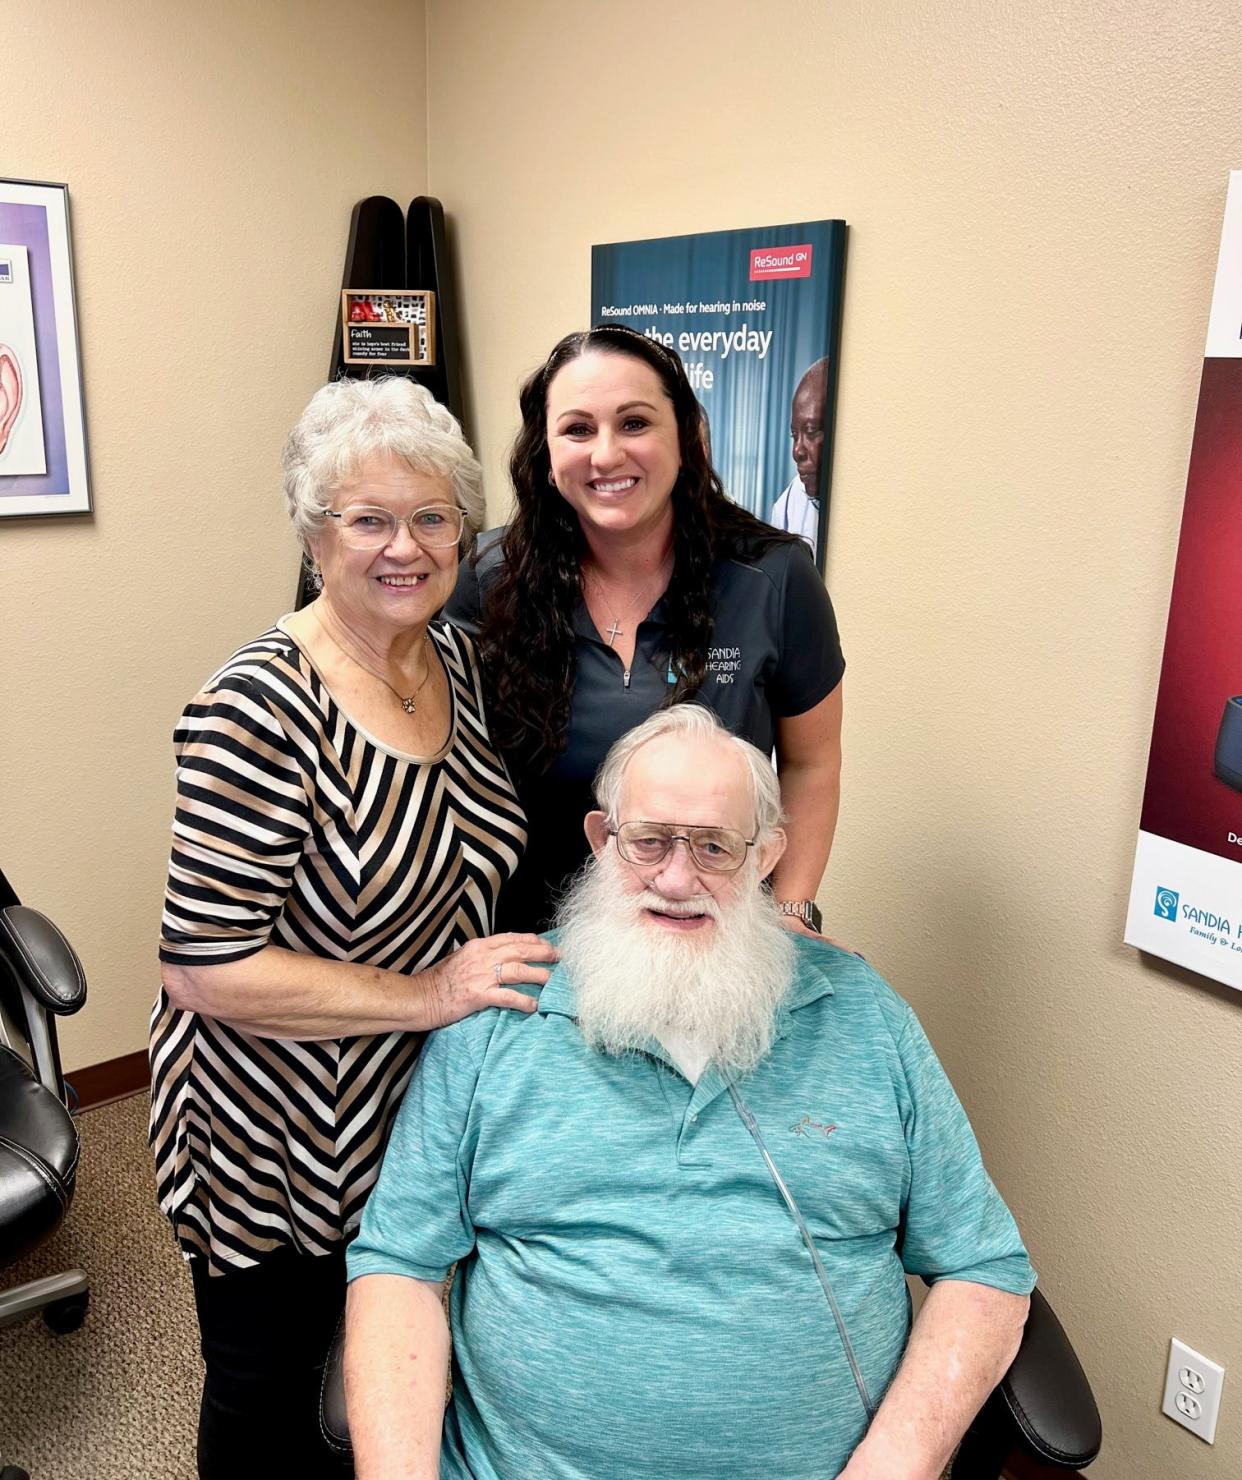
[593, 704, 785, 844]
[282, 376, 484, 557]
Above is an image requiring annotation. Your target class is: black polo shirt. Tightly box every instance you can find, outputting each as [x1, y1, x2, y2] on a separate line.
[444, 530, 845, 929]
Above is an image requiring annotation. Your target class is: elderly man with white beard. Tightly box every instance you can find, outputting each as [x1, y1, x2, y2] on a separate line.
[345, 706, 1035, 1480]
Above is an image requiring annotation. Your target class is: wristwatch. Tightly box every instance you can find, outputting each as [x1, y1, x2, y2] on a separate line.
[777, 899, 822, 933]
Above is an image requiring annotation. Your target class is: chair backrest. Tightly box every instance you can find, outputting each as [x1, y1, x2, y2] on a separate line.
[0, 868, 86, 1102]
[0, 866, 36, 1071]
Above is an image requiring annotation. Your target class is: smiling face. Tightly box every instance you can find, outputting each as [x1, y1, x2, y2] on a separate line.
[308, 452, 459, 644]
[585, 731, 786, 943]
[545, 350, 682, 546]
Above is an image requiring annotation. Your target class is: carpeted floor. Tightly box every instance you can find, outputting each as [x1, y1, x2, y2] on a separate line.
[0, 1092, 200, 1479]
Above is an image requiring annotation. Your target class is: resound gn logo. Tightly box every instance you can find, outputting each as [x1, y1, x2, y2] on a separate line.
[1154, 887, 1179, 921]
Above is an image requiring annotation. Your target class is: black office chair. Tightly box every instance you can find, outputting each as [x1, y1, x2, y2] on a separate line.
[0, 867, 91, 1480]
[318, 1282, 1101, 1475]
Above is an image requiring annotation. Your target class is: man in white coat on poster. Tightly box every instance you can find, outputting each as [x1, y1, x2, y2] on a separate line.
[770, 357, 829, 553]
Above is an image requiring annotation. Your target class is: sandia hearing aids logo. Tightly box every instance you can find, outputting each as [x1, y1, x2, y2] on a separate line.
[1154, 887, 1179, 921]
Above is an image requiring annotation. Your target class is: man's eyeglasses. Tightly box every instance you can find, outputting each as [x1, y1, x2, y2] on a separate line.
[610, 821, 756, 874]
[324, 503, 465, 550]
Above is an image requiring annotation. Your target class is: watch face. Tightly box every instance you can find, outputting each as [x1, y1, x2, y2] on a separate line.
[807, 902, 823, 933]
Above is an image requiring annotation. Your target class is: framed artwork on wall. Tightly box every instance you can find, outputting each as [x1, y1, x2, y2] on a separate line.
[0, 178, 91, 519]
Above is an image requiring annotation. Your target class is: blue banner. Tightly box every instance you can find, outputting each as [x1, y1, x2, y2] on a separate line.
[591, 219, 846, 569]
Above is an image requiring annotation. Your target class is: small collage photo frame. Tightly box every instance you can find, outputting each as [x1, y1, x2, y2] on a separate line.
[341, 289, 436, 367]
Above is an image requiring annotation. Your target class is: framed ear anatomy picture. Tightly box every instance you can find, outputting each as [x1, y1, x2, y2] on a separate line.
[0, 178, 91, 518]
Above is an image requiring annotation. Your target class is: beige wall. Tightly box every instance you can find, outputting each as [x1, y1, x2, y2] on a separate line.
[4, 1, 1240, 1472]
[425, 2, 1242, 1477]
[1, 0, 428, 1066]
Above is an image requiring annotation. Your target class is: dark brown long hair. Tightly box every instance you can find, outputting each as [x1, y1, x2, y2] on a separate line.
[477, 325, 795, 774]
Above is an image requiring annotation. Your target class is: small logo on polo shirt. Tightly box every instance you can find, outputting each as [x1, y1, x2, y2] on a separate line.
[707, 646, 742, 686]
[790, 1113, 837, 1139]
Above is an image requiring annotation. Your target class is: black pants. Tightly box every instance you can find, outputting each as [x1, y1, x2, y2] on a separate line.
[190, 1246, 353, 1480]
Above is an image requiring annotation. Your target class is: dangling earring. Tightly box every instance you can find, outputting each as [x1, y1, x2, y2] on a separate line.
[305, 558, 323, 592]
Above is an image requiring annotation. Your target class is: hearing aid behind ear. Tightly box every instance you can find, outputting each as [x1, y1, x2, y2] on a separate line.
[0, 344, 23, 457]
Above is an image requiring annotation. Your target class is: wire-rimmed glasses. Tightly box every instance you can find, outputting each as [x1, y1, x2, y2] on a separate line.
[610, 821, 756, 873]
[324, 503, 465, 549]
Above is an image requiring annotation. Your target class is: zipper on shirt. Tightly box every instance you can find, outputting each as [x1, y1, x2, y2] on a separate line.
[623, 669, 631, 689]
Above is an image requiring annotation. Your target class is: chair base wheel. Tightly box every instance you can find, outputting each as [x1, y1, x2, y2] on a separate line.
[42, 1290, 89, 1334]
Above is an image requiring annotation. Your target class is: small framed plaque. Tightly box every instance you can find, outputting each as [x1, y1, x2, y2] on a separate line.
[341, 289, 436, 367]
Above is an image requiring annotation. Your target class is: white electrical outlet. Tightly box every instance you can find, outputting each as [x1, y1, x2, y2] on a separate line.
[1162, 1338, 1225, 1444]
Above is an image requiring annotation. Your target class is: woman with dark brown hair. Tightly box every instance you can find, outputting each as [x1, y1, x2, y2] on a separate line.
[446, 325, 845, 933]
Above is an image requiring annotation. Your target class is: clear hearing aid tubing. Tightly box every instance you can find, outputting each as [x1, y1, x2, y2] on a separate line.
[726, 1080, 877, 1420]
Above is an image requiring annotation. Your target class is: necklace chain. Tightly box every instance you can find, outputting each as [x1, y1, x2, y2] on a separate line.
[314, 609, 433, 716]
[585, 558, 671, 647]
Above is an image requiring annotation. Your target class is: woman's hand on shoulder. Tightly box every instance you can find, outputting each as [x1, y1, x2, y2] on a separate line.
[776, 913, 854, 951]
[418, 932, 557, 1029]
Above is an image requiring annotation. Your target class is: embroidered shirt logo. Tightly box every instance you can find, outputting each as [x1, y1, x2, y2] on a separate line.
[706, 646, 742, 686]
[790, 1113, 837, 1139]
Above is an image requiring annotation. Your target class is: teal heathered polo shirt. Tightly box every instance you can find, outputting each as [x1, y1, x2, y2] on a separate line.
[348, 937, 1036, 1480]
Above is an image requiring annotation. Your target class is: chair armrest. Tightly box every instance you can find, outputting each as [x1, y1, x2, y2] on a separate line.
[995, 1286, 1102, 1468]
[319, 1317, 351, 1457]
[0, 906, 88, 1016]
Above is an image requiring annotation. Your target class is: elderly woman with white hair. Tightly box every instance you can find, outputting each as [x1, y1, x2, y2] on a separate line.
[149, 377, 551, 1478]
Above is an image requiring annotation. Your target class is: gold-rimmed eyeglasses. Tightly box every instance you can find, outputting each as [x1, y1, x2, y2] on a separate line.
[324, 503, 465, 550]
[610, 821, 756, 873]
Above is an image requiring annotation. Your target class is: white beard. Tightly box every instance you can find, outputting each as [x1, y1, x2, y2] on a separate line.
[555, 848, 797, 1078]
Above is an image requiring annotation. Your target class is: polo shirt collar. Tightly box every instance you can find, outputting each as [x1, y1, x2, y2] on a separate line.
[774, 946, 836, 1034]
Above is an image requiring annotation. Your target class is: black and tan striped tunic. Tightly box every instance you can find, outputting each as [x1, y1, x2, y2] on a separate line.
[149, 620, 525, 1272]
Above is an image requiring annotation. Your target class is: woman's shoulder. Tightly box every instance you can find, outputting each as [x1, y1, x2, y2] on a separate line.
[472, 526, 508, 582]
[715, 527, 812, 595]
[443, 528, 509, 633]
[430, 616, 477, 666]
[197, 624, 305, 700]
[174, 627, 318, 769]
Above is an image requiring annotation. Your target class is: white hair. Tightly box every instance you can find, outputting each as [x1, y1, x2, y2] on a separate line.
[281, 376, 484, 557]
[557, 845, 795, 1076]
[593, 704, 784, 844]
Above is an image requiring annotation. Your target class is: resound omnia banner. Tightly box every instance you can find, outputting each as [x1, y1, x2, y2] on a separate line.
[591, 220, 847, 574]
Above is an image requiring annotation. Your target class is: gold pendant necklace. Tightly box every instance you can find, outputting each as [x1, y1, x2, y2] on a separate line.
[314, 610, 434, 715]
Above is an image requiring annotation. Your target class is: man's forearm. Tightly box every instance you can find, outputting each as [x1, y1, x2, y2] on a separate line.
[345, 1274, 450, 1480]
[840, 1280, 1030, 1480]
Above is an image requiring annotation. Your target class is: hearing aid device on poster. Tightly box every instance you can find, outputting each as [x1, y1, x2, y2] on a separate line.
[1214, 695, 1242, 791]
